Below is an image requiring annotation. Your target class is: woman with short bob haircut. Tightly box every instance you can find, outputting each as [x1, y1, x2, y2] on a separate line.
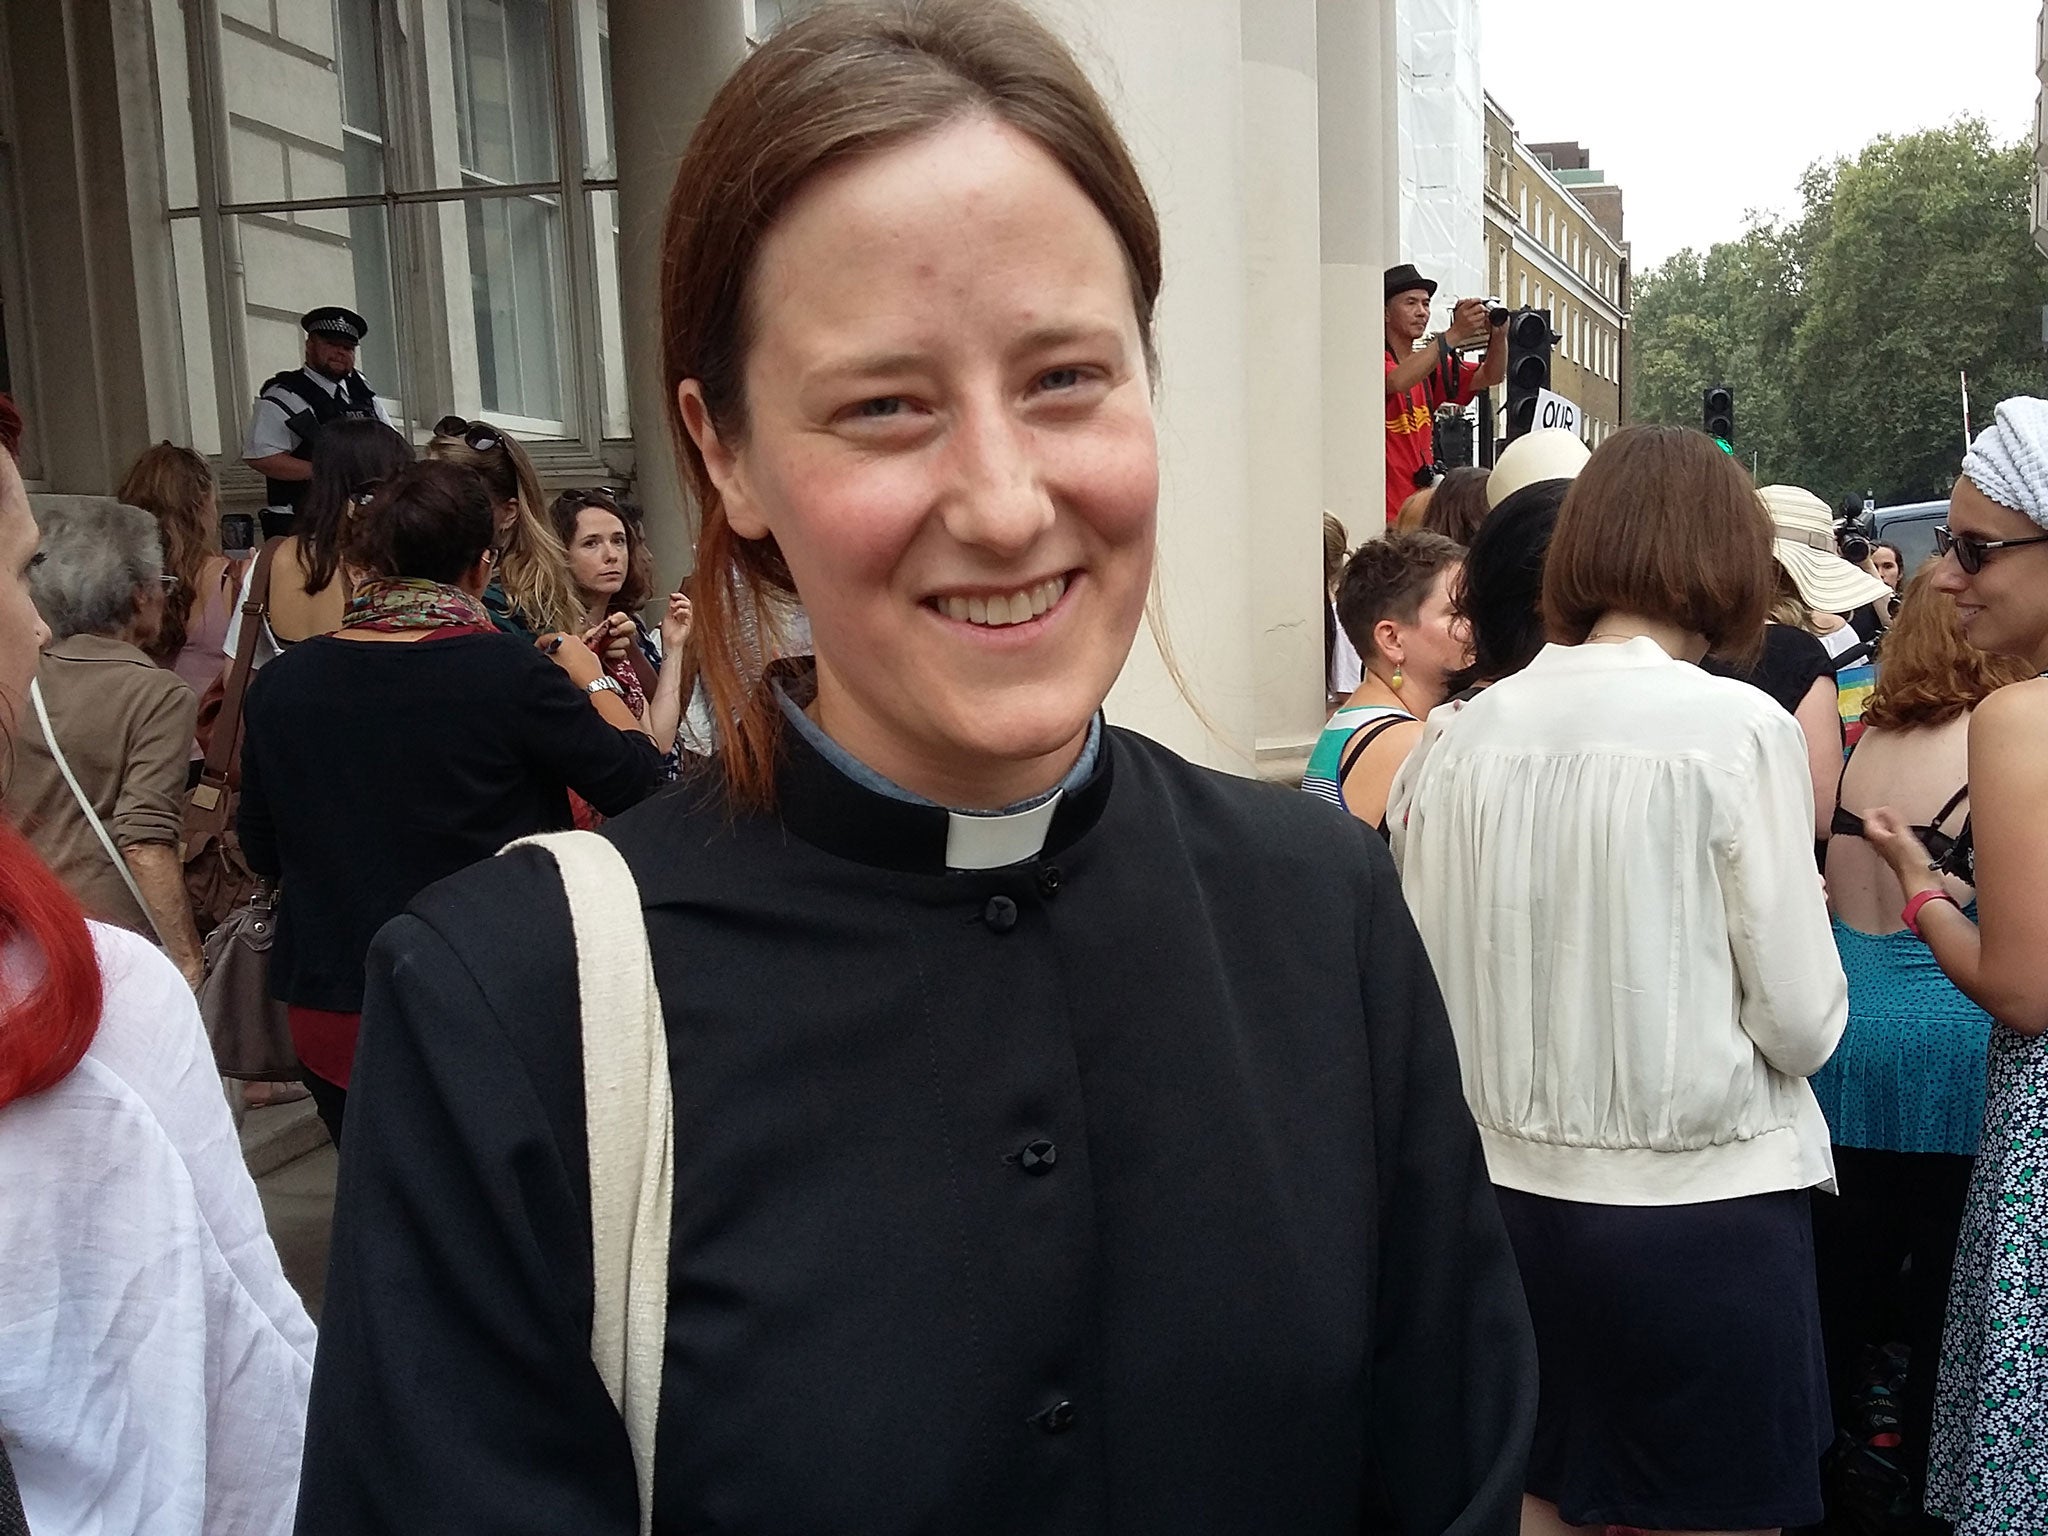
[1397, 424, 1849, 1536]
[294, 4, 1536, 1532]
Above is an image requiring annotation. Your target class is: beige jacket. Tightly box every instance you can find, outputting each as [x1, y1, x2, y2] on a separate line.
[7, 635, 198, 932]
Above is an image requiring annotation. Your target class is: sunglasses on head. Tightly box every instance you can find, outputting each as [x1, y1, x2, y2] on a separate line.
[1933, 524, 2048, 575]
[434, 415, 504, 455]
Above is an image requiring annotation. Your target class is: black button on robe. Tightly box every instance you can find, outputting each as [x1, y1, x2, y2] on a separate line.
[296, 719, 1535, 1535]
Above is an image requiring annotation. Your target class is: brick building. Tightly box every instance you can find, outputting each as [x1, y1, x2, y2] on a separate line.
[1481, 96, 1629, 448]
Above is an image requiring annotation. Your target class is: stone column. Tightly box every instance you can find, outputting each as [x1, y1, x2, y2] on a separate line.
[1241, 0, 1327, 780]
[1035, 0, 1257, 773]
[608, 0, 748, 588]
[1317, 0, 1400, 546]
[6, 0, 185, 490]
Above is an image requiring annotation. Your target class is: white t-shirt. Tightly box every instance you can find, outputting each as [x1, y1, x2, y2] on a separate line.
[0, 924, 316, 1535]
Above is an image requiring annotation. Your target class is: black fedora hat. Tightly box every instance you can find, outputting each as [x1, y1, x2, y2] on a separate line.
[1383, 263, 1437, 302]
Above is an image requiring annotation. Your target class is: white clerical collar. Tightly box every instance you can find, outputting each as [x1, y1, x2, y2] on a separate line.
[771, 679, 1094, 871]
[944, 794, 1063, 871]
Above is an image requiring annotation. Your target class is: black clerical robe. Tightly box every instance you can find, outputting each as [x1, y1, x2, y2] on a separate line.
[296, 715, 1535, 1535]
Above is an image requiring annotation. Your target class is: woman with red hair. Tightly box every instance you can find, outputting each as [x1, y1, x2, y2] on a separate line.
[0, 399, 315, 1534]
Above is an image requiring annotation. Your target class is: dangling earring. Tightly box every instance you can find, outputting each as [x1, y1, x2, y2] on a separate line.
[1390, 665, 1404, 692]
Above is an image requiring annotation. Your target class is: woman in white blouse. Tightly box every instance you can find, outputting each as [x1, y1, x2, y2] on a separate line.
[0, 409, 316, 1534]
[1393, 425, 1848, 1536]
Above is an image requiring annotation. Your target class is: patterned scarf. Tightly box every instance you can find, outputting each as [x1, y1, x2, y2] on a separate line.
[343, 578, 496, 633]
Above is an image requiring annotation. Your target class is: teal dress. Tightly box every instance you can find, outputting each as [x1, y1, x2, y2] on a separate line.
[1811, 915, 1991, 1155]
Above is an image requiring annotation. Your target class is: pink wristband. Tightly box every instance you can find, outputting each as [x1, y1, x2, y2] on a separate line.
[1901, 888, 1959, 938]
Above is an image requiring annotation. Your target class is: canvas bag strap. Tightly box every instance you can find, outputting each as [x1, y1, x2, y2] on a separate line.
[29, 676, 163, 945]
[501, 830, 671, 1536]
[200, 535, 285, 787]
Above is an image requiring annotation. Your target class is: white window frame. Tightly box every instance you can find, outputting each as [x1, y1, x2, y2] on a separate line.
[166, 0, 622, 464]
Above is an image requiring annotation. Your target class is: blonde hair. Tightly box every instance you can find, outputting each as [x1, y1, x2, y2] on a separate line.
[426, 420, 580, 634]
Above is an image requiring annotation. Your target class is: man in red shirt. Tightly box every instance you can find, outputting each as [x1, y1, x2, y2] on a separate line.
[1384, 263, 1507, 525]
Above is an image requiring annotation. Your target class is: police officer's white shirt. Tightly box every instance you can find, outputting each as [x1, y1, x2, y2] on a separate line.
[241, 365, 393, 461]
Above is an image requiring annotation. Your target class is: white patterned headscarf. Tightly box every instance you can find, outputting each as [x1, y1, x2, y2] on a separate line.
[1961, 397, 2048, 530]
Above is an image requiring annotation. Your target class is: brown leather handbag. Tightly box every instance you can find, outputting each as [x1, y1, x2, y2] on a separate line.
[198, 881, 297, 1081]
[183, 538, 280, 933]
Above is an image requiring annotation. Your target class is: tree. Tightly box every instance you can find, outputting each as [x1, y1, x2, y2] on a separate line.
[1629, 119, 2048, 505]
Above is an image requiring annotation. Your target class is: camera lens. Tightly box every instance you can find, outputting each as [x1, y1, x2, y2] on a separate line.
[1489, 305, 1511, 326]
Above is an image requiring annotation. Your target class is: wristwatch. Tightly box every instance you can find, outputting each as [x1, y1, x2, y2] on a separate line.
[586, 675, 626, 699]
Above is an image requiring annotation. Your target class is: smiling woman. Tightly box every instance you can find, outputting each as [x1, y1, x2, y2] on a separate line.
[1853, 397, 2048, 1536]
[293, 6, 1536, 1532]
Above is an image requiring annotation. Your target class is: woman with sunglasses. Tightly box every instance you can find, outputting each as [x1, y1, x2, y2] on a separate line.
[1811, 567, 2034, 1524]
[1855, 397, 2048, 1536]
[425, 416, 581, 642]
[238, 460, 664, 1145]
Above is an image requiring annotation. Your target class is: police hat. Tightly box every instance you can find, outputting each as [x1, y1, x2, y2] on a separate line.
[301, 306, 368, 344]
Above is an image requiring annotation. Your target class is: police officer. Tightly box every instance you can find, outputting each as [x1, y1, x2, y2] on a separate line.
[243, 306, 392, 534]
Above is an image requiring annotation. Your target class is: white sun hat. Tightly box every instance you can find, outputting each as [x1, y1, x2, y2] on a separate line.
[1758, 484, 1892, 614]
[1487, 430, 1591, 510]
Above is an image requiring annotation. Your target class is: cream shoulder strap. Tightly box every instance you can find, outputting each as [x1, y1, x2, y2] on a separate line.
[502, 830, 672, 1536]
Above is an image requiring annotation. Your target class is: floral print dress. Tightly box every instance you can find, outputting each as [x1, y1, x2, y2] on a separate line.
[1925, 1006, 2048, 1532]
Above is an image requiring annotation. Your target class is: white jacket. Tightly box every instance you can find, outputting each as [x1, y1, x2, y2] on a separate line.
[1389, 639, 1847, 1205]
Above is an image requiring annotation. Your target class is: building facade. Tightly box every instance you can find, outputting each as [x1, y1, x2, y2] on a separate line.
[2034, 1, 2047, 259]
[1480, 95, 1628, 448]
[0, 0, 1425, 781]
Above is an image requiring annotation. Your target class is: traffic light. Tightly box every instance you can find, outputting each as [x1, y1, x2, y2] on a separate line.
[1504, 308, 1554, 441]
[1702, 386, 1735, 450]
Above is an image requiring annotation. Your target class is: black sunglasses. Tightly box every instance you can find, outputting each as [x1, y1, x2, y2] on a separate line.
[1933, 524, 2048, 575]
[434, 415, 504, 455]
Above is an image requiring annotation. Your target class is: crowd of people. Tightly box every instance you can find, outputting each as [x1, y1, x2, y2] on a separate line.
[0, 2, 2045, 1535]
[1321, 395, 2048, 1534]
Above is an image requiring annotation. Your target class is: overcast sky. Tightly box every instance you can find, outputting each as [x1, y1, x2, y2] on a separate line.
[1478, 0, 2041, 272]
